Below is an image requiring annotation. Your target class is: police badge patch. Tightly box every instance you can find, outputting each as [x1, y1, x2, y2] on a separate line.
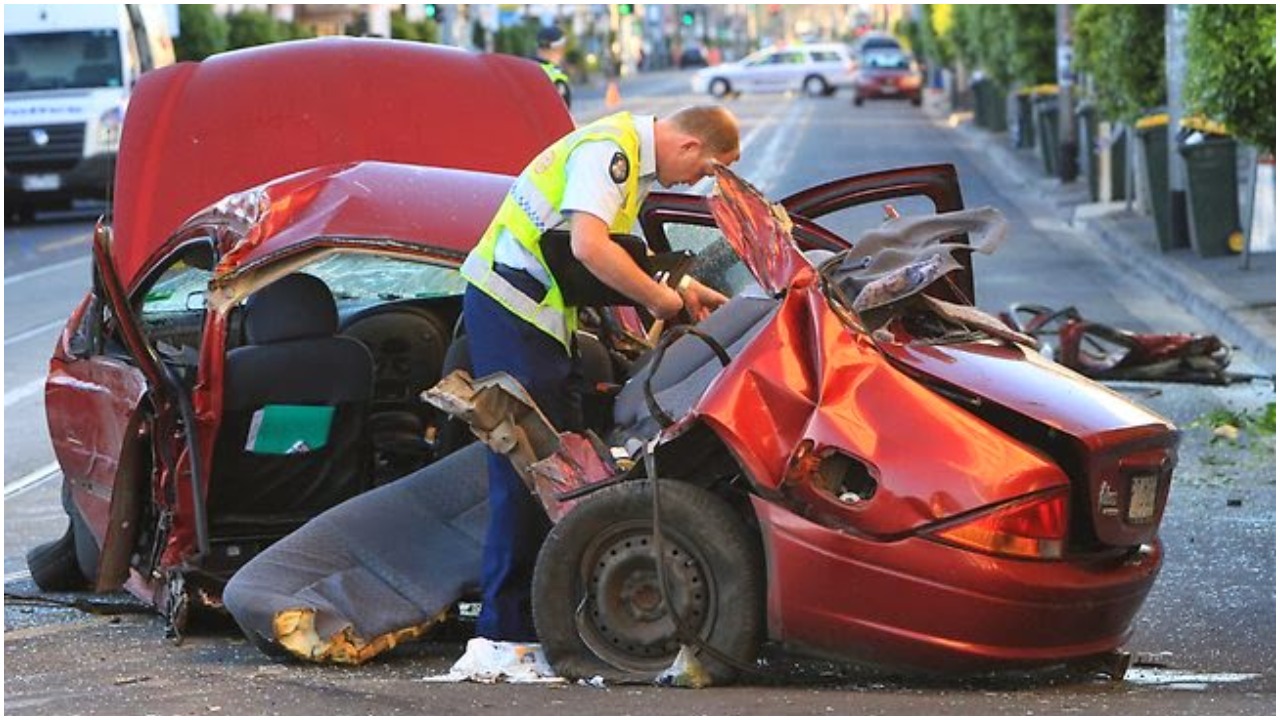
[609, 151, 630, 184]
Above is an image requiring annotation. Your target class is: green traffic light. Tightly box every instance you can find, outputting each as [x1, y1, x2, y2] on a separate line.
[619, 4, 634, 16]
[681, 12, 694, 26]
[424, 4, 437, 19]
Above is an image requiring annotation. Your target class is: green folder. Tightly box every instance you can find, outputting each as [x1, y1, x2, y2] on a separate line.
[245, 404, 335, 455]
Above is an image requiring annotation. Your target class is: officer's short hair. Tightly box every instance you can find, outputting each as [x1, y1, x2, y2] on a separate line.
[668, 106, 740, 156]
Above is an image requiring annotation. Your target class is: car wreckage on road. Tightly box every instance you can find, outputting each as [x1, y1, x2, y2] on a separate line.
[31, 38, 1179, 684]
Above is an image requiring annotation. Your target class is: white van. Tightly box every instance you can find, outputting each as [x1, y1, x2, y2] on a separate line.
[4, 4, 176, 221]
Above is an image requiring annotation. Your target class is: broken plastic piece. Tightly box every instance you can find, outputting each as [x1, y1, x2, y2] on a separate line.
[655, 645, 714, 689]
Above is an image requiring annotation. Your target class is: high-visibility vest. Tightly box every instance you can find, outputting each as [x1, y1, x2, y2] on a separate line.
[461, 112, 643, 352]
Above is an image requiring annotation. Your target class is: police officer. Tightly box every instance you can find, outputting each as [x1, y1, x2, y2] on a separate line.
[459, 105, 741, 647]
[533, 25, 572, 107]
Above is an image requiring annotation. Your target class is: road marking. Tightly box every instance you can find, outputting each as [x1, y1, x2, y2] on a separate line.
[1125, 667, 1262, 689]
[690, 98, 792, 195]
[5, 377, 47, 407]
[5, 569, 33, 583]
[5, 318, 65, 346]
[38, 232, 92, 253]
[4, 255, 90, 286]
[4, 461, 60, 499]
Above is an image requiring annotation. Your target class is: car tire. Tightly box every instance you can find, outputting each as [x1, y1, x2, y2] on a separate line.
[27, 523, 89, 591]
[911, 95, 922, 107]
[854, 95, 865, 107]
[802, 75, 829, 97]
[708, 78, 731, 98]
[532, 479, 765, 685]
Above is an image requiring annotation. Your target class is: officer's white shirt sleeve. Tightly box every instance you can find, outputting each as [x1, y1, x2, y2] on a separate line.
[560, 140, 626, 226]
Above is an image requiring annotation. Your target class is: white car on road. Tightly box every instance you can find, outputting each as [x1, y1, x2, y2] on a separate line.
[691, 43, 855, 98]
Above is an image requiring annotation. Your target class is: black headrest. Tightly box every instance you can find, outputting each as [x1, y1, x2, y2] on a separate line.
[244, 273, 338, 345]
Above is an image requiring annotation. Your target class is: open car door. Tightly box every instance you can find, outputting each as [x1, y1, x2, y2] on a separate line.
[778, 163, 973, 304]
[639, 164, 972, 303]
[44, 223, 176, 590]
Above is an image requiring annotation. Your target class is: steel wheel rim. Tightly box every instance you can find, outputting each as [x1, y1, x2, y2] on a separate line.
[576, 520, 716, 671]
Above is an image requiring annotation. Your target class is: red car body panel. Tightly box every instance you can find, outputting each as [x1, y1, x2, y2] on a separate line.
[112, 38, 571, 290]
[47, 38, 570, 600]
[752, 496, 1162, 670]
[692, 274, 1072, 537]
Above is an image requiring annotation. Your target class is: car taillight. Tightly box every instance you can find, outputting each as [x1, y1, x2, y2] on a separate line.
[930, 489, 1068, 560]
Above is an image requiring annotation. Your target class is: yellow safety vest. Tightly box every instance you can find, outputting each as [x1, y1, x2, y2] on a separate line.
[460, 112, 644, 352]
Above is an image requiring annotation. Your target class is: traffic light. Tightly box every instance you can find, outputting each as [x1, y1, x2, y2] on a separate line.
[424, 4, 439, 20]
[618, 4, 634, 16]
[681, 10, 695, 26]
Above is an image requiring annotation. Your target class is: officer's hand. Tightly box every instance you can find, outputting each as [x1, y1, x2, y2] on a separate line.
[679, 278, 728, 323]
[649, 285, 685, 321]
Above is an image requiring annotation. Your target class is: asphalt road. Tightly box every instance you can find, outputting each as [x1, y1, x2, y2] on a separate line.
[3, 70, 1275, 714]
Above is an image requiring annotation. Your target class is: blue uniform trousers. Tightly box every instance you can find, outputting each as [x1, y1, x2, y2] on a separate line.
[462, 267, 582, 642]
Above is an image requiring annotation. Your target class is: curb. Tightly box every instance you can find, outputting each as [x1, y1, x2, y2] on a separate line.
[1078, 213, 1277, 375]
[933, 106, 1276, 376]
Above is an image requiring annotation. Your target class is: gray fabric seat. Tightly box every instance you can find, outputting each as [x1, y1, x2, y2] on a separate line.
[610, 295, 780, 443]
[224, 442, 490, 658]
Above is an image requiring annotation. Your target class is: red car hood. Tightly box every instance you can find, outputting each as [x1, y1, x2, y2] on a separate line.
[113, 37, 572, 289]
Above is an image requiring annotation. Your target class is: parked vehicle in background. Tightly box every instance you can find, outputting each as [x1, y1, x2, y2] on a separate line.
[853, 50, 924, 107]
[851, 31, 902, 55]
[678, 46, 709, 69]
[3, 3, 176, 223]
[690, 42, 854, 98]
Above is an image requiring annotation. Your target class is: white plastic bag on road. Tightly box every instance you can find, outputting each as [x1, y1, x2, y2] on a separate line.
[421, 638, 565, 684]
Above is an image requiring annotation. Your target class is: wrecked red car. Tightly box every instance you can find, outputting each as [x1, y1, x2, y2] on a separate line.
[32, 38, 1177, 682]
[31, 38, 573, 625]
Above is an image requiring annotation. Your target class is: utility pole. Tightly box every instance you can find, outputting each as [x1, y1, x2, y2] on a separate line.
[1055, 4, 1078, 182]
[1165, 5, 1191, 249]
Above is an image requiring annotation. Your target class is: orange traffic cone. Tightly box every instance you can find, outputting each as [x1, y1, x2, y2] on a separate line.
[605, 80, 621, 108]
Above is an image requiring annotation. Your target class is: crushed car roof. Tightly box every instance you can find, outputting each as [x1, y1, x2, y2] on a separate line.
[112, 37, 572, 288]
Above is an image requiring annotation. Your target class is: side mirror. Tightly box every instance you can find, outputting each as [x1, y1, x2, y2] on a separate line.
[185, 291, 207, 311]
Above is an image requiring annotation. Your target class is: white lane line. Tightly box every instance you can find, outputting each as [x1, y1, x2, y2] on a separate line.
[690, 98, 791, 195]
[5, 318, 65, 346]
[4, 461, 60, 499]
[5, 569, 33, 583]
[4, 255, 90, 286]
[744, 100, 809, 194]
[5, 377, 46, 407]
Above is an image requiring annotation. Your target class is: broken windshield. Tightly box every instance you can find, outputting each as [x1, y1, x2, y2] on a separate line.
[300, 252, 467, 302]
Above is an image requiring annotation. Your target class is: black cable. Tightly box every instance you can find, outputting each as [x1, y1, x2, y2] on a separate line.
[644, 443, 763, 679]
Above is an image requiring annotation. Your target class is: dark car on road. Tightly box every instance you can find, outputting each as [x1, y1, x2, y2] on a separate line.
[854, 49, 924, 106]
[678, 46, 709, 69]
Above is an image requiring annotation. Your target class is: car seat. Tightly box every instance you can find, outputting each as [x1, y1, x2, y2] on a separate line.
[208, 273, 375, 541]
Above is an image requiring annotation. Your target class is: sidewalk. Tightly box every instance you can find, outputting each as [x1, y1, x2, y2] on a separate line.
[926, 92, 1276, 376]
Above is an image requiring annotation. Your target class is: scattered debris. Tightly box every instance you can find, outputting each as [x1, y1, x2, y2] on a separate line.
[421, 638, 565, 685]
[655, 645, 713, 689]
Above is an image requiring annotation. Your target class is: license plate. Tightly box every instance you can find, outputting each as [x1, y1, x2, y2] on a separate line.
[22, 174, 60, 192]
[1127, 474, 1158, 523]
[881, 85, 899, 94]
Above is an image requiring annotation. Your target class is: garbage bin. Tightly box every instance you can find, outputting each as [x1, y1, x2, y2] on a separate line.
[1014, 90, 1035, 148]
[1034, 95, 1060, 176]
[986, 83, 1008, 133]
[1106, 128, 1127, 202]
[972, 78, 991, 129]
[1179, 132, 1241, 257]
[1076, 103, 1099, 200]
[1134, 113, 1187, 252]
